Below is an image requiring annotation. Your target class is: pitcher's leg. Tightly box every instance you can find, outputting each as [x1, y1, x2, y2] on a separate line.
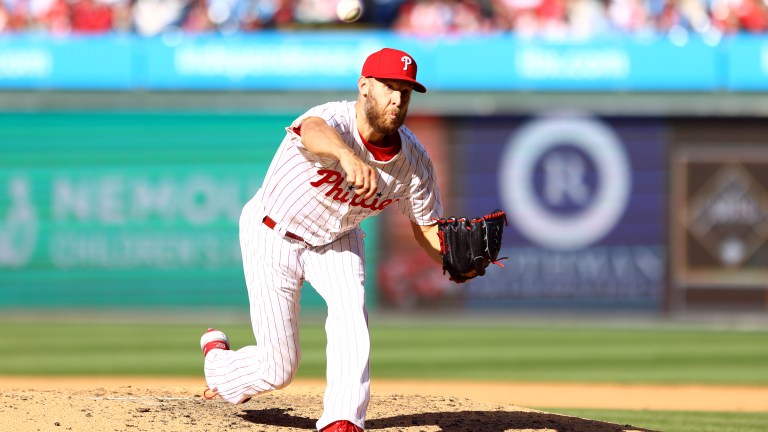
[203, 200, 304, 403]
[305, 232, 370, 430]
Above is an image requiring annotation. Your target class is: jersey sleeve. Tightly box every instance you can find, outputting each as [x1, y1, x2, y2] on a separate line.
[400, 153, 443, 226]
[285, 101, 353, 167]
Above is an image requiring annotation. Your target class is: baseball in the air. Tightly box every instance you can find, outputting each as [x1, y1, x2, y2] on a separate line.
[336, 0, 363, 22]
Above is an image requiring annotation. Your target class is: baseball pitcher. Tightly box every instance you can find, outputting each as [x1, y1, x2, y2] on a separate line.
[200, 47, 505, 432]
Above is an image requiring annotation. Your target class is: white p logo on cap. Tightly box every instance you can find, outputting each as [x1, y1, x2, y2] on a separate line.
[401, 56, 412, 71]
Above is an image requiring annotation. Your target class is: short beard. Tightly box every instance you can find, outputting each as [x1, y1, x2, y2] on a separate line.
[364, 98, 406, 136]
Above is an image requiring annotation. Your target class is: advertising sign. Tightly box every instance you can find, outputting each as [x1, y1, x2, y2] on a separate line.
[0, 35, 134, 89]
[671, 146, 768, 288]
[0, 113, 379, 310]
[0, 33, 752, 91]
[462, 114, 666, 309]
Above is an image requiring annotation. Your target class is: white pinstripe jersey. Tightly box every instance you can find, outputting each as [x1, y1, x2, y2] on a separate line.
[256, 100, 443, 246]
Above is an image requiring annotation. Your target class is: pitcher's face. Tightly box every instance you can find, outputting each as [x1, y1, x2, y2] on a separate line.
[363, 78, 413, 135]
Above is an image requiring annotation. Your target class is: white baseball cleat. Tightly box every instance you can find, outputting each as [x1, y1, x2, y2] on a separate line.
[200, 328, 230, 357]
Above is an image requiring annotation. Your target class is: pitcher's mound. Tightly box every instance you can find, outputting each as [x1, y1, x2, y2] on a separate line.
[2, 383, 655, 432]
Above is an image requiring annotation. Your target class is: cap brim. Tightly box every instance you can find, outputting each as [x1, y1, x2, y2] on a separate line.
[366, 74, 427, 93]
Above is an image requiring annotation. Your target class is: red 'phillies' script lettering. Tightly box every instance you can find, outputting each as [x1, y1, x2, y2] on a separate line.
[310, 169, 398, 211]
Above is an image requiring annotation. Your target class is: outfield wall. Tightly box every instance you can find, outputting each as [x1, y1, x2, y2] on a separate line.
[2, 111, 767, 314]
[2, 32, 767, 314]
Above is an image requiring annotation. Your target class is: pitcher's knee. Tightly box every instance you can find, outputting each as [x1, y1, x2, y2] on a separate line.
[272, 365, 299, 389]
[269, 352, 300, 389]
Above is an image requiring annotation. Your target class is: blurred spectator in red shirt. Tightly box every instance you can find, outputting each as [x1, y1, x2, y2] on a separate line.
[711, 0, 739, 32]
[29, 0, 71, 35]
[537, 0, 568, 33]
[0, 1, 16, 31]
[492, 0, 569, 37]
[6, 3, 28, 31]
[736, 0, 768, 32]
[71, 0, 114, 33]
[269, 0, 297, 27]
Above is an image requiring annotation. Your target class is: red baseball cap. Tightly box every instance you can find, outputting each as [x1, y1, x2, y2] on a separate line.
[361, 48, 427, 93]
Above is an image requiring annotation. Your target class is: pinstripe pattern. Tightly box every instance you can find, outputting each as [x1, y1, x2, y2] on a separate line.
[204, 198, 303, 403]
[304, 227, 370, 428]
[203, 100, 442, 431]
[260, 101, 443, 246]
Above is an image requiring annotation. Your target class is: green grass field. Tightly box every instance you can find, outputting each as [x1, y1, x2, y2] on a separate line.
[2, 317, 767, 432]
[544, 409, 768, 432]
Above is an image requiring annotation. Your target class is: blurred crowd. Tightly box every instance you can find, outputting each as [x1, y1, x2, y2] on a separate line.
[0, 0, 766, 37]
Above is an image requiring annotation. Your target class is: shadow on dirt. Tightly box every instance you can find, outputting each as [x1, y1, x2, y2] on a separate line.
[239, 408, 658, 431]
[239, 408, 316, 429]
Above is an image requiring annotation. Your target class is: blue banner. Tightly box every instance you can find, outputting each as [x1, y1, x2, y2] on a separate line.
[429, 36, 722, 91]
[0, 34, 134, 89]
[142, 32, 377, 90]
[725, 35, 768, 90]
[0, 33, 764, 91]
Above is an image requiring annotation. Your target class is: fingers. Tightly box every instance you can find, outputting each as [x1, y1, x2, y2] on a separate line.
[340, 154, 378, 199]
[349, 167, 377, 199]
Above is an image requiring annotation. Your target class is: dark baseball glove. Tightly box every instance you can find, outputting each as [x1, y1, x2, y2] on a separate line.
[436, 210, 507, 283]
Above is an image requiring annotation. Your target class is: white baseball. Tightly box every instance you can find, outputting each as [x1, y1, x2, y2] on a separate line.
[336, 0, 363, 22]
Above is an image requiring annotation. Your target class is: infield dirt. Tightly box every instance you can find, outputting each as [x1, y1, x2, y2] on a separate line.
[3, 377, 767, 431]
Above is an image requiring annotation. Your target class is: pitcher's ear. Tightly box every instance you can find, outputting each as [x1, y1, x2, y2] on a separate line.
[358, 76, 369, 96]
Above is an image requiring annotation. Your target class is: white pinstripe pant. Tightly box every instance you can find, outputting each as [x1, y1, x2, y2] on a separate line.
[204, 196, 371, 431]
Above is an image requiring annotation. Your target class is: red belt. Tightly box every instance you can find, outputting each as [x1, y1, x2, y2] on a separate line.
[262, 216, 306, 243]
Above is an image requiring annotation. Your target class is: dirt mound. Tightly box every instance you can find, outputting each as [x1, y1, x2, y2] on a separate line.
[2, 383, 654, 432]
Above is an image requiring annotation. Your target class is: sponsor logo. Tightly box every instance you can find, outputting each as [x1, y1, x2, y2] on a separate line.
[0, 177, 38, 267]
[687, 165, 768, 267]
[174, 44, 379, 79]
[0, 49, 53, 79]
[515, 47, 630, 81]
[499, 115, 631, 250]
